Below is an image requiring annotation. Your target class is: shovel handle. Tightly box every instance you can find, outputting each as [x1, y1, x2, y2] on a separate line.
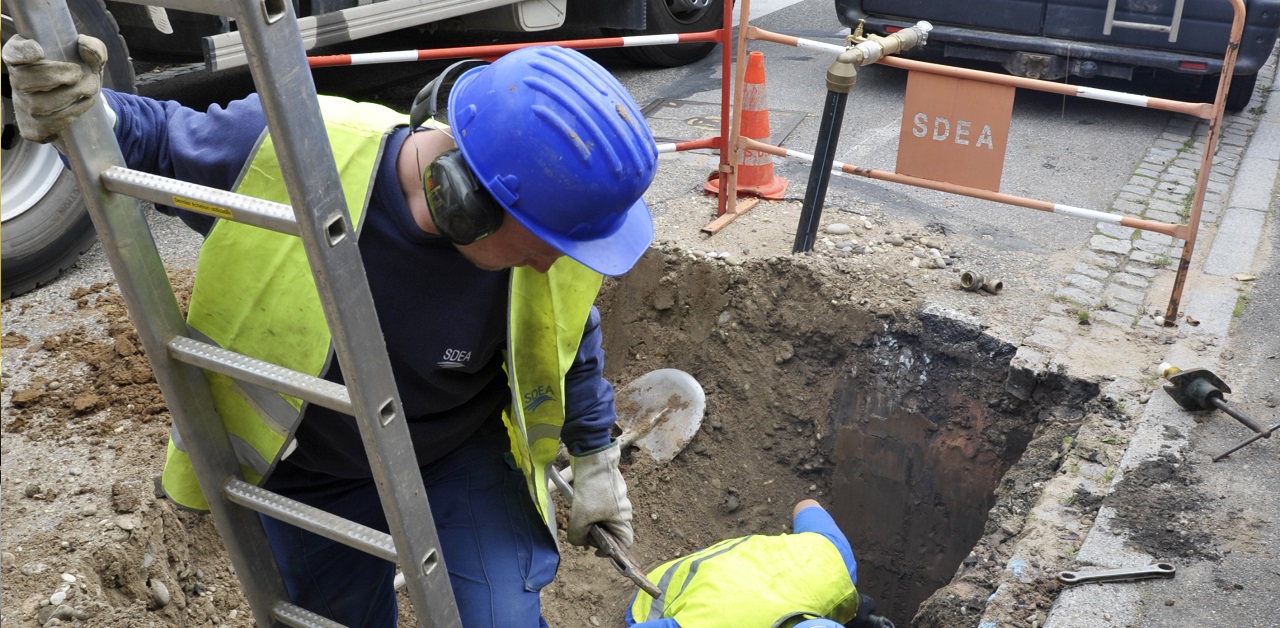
[548, 467, 663, 598]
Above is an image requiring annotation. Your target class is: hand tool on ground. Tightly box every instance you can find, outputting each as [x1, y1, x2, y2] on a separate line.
[1213, 419, 1280, 462]
[1159, 363, 1273, 461]
[549, 466, 663, 599]
[1057, 562, 1176, 586]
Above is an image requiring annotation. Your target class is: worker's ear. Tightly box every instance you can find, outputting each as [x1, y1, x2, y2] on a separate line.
[409, 59, 489, 129]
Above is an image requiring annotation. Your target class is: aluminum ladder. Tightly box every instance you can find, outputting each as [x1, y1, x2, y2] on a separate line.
[10, 1, 462, 626]
[1103, 0, 1186, 42]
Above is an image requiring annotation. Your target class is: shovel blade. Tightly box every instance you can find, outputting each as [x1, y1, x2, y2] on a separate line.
[616, 369, 706, 462]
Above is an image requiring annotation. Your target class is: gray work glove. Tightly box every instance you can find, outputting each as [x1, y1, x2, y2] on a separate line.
[2, 33, 107, 143]
[567, 440, 634, 547]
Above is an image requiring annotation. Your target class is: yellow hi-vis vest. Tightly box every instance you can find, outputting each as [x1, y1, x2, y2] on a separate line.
[629, 533, 859, 628]
[161, 96, 602, 528]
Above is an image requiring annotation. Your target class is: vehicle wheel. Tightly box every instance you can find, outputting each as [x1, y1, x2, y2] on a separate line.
[1, 0, 135, 299]
[1223, 73, 1258, 112]
[606, 0, 724, 68]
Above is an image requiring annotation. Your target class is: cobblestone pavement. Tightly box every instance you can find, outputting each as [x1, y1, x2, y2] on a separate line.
[989, 45, 1280, 628]
[1006, 49, 1279, 400]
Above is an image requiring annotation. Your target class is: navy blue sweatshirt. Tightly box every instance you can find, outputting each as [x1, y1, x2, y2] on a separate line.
[101, 90, 616, 479]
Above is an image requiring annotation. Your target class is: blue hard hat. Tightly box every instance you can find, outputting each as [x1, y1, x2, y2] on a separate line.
[447, 45, 658, 276]
[793, 619, 844, 628]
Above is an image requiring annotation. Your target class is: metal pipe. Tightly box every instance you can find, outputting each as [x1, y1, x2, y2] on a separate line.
[720, 0, 755, 218]
[1214, 422, 1280, 462]
[959, 271, 985, 291]
[743, 137, 1187, 239]
[792, 23, 930, 253]
[793, 77, 852, 252]
[1210, 396, 1270, 436]
[306, 31, 723, 67]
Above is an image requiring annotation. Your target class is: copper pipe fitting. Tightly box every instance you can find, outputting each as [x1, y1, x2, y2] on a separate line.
[959, 270, 984, 291]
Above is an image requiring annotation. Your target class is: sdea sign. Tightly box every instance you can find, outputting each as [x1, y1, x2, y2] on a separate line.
[896, 71, 1015, 192]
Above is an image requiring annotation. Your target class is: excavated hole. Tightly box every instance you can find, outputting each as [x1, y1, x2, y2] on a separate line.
[589, 250, 1099, 624]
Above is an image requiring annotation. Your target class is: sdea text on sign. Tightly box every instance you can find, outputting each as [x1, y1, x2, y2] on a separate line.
[896, 72, 1015, 192]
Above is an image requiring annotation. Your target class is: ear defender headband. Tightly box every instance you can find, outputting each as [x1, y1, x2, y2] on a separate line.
[408, 59, 505, 245]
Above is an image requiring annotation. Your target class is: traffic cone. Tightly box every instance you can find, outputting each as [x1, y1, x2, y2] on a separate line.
[705, 50, 789, 200]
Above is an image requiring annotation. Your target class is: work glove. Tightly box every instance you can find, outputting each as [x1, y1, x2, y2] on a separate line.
[567, 440, 634, 548]
[848, 593, 896, 628]
[2, 33, 107, 143]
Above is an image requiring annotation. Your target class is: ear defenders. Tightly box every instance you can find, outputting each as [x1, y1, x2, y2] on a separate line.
[408, 59, 504, 245]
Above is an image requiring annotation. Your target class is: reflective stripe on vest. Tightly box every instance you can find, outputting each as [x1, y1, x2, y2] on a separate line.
[629, 532, 859, 628]
[161, 96, 409, 510]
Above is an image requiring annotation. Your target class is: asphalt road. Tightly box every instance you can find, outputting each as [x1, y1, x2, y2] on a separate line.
[134, 0, 1176, 272]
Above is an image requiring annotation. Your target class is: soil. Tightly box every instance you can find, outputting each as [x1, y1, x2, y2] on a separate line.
[2, 189, 1175, 628]
[1106, 453, 1218, 563]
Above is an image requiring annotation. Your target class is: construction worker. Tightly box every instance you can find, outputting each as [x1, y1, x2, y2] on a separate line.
[4, 35, 657, 628]
[627, 499, 895, 628]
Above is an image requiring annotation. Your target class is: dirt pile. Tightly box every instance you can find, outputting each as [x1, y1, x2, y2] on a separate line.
[2, 211, 1117, 627]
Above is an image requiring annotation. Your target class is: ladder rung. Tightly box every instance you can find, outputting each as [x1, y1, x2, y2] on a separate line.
[225, 479, 397, 562]
[1110, 20, 1172, 33]
[1103, 0, 1183, 42]
[273, 601, 348, 628]
[106, 0, 235, 17]
[168, 336, 352, 414]
[101, 167, 300, 236]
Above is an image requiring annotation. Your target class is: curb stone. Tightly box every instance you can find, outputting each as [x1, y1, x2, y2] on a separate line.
[983, 42, 1280, 627]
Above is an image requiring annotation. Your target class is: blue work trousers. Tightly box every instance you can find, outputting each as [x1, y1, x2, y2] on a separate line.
[259, 426, 559, 627]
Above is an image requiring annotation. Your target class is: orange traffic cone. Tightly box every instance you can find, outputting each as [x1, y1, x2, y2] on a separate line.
[705, 50, 788, 200]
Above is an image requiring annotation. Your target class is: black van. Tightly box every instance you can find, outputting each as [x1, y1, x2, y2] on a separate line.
[835, 0, 1280, 110]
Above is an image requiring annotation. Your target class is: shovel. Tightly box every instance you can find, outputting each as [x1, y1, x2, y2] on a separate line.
[551, 368, 706, 491]
[547, 369, 704, 597]
[395, 369, 704, 595]
[612, 368, 707, 462]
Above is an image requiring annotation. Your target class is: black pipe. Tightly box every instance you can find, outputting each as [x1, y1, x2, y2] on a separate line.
[1210, 396, 1270, 435]
[793, 88, 850, 253]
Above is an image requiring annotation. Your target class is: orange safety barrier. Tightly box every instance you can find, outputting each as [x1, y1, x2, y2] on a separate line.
[746, 0, 1243, 324]
[303, 0, 1245, 326]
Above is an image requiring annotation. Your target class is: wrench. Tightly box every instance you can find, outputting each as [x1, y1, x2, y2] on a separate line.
[1057, 562, 1176, 585]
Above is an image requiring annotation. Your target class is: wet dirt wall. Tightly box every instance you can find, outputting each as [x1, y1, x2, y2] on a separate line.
[824, 309, 1097, 621]
[593, 251, 1098, 626]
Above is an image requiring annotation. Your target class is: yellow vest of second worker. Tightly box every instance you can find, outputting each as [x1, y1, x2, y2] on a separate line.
[161, 96, 602, 528]
[630, 533, 859, 628]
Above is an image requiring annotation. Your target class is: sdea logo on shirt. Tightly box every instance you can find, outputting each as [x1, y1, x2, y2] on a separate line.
[438, 348, 472, 368]
[522, 385, 554, 413]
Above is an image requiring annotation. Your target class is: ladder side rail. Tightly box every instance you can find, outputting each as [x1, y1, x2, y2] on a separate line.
[226, 1, 462, 625]
[1169, 0, 1186, 42]
[9, 2, 293, 626]
[1104, 0, 1119, 35]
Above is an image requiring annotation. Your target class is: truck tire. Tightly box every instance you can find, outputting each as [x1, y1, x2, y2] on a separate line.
[607, 0, 724, 68]
[1223, 73, 1258, 112]
[1, 0, 135, 299]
